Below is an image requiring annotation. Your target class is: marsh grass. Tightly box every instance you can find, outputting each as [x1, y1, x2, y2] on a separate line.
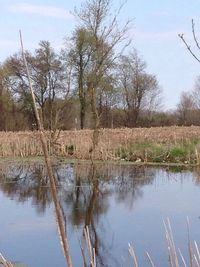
[129, 218, 200, 267]
[1, 219, 200, 266]
[1, 127, 200, 164]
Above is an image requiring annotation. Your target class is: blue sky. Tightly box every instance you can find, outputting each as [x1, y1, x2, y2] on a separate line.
[1, 0, 200, 109]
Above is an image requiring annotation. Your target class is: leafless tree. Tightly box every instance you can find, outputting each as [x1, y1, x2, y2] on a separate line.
[65, 28, 93, 129]
[177, 91, 195, 125]
[192, 76, 200, 109]
[4, 41, 69, 130]
[74, 0, 131, 152]
[118, 49, 161, 127]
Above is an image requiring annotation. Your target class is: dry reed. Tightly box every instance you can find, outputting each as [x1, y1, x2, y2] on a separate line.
[0, 253, 14, 267]
[19, 31, 73, 267]
[0, 126, 200, 163]
[128, 218, 200, 267]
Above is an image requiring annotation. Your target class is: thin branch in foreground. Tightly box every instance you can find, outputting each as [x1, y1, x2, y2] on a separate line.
[192, 19, 200, 51]
[178, 33, 200, 63]
[19, 30, 73, 267]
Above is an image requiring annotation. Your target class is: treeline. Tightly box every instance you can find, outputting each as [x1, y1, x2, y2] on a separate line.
[0, 0, 199, 131]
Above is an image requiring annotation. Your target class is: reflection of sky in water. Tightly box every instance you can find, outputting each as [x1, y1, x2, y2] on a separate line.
[0, 164, 200, 267]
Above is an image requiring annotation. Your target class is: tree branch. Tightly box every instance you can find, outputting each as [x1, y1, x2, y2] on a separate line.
[178, 33, 200, 63]
[192, 19, 200, 51]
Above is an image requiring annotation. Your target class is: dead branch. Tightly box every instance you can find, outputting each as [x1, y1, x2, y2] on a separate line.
[192, 19, 200, 51]
[179, 19, 200, 63]
[178, 33, 200, 63]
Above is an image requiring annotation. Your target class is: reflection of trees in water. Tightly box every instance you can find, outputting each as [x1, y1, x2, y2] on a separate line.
[58, 164, 112, 266]
[0, 162, 156, 266]
[58, 163, 155, 266]
[0, 163, 51, 214]
[192, 168, 200, 185]
[111, 166, 155, 209]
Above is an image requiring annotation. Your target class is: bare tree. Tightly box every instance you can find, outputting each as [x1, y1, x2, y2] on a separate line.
[192, 76, 200, 109]
[4, 41, 68, 130]
[74, 0, 131, 152]
[177, 91, 195, 125]
[65, 28, 93, 129]
[118, 49, 161, 127]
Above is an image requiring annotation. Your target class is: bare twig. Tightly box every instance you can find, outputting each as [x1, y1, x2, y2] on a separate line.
[178, 33, 200, 63]
[192, 19, 200, 51]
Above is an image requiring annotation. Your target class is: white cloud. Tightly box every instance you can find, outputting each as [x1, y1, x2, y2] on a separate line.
[9, 3, 73, 19]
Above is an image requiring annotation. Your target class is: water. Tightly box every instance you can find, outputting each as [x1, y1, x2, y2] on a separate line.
[0, 162, 200, 267]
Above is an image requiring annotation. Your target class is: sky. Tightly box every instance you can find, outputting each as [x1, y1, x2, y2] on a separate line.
[0, 0, 200, 110]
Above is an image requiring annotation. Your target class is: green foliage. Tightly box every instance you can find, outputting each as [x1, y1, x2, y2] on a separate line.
[168, 147, 187, 163]
[115, 138, 200, 164]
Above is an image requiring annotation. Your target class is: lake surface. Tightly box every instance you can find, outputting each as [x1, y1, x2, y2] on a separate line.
[0, 162, 200, 267]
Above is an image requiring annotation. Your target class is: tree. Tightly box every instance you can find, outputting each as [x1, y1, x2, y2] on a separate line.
[66, 28, 93, 129]
[118, 49, 161, 127]
[4, 41, 68, 130]
[74, 0, 131, 151]
[192, 75, 200, 109]
[33, 41, 68, 130]
[177, 91, 195, 125]
[0, 65, 12, 130]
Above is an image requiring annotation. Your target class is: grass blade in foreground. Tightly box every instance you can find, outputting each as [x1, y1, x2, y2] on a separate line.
[0, 253, 14, 267]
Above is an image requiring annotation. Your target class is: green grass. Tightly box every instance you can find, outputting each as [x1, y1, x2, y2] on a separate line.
[115, 138, 200, 164]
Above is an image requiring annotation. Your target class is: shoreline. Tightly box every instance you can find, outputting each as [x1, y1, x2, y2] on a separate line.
[0, 156, 198, 168]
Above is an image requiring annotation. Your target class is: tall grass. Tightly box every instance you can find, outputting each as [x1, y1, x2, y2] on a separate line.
[1, 216, 199, 266]
[129, 218, 200, 267]
[1, 127, 200, 164]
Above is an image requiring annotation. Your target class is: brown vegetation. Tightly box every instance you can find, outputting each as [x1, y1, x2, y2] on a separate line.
[1, 126, 200, 164]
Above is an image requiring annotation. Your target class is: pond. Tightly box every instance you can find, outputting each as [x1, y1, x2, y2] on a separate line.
[0, 162, 200, 267]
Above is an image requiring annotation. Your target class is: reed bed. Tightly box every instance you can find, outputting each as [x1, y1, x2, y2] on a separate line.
[129, 218, 200, 267]
[1, 126, 200, 163]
